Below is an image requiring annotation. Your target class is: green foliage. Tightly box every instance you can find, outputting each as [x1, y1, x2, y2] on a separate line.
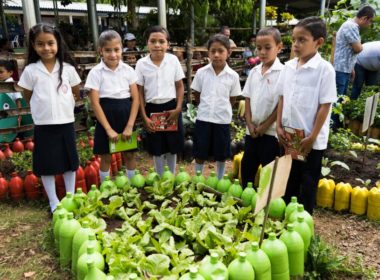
[328, 128, 361, 152]
[321, 157, 350, 177]
[10, 150, 33, 174]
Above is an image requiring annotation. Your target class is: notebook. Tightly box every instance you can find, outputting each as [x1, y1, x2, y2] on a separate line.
[109, 132, 138, 153]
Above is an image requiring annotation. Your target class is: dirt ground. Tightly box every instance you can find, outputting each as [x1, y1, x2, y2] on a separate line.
[0, 151, 379, 279]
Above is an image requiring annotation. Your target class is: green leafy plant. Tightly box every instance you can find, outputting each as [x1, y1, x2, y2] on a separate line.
[321, 157, 350, 177]
[9, 150, 33, 175]
[328, 128, 361, 154]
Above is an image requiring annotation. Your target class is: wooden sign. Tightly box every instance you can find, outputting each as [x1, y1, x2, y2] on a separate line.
[362, 93, 379, 133]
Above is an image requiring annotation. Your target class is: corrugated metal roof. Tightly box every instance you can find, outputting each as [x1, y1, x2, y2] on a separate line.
[4, 0, 156, 14]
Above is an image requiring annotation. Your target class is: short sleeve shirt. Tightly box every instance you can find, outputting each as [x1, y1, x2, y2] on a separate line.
[18, 60, 81, 125]
[191, 63, 241, 124]
[334, 19, 361, 73]
[275, 53, 337, 150]
[5, 77, 23, 103]
[135, 53, 185, 103]
[84, 60, 137, 99]
[242, 58, 284, 136]
[356, 41, 380, 71]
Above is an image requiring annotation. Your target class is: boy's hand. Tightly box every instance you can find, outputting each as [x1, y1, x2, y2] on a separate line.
[276, 126, 288, 147]
[255, 125, 266, 137]
[300, 136, 314, 155]
[144, 117, 156, 133]
[247, 122, 257, 138]
[166, 108, 180, 123]
[122, 125, 133, 141]
[106, 128, 119, 142]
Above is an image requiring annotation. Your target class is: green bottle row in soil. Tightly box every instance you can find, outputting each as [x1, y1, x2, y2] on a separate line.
[52, 167, 315, 279]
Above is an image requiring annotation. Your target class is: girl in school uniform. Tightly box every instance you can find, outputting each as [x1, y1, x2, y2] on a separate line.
[275, 17, 337, 214]
[240, 27, 284, 188]
[18, 23, 81, 212]
[191, 34, 241, 179]
[85, 30, 140, 182]
[135, 26, 185, 175]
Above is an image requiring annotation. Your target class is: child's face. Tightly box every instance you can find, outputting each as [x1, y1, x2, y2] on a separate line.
[0, 66, 12, 81]
[147, 32, 169, 60]
[99, 38, 122, 70]
[126, 40, 136, 49]
[292, 26, 323, 61]
[358, 16, 373, 28]
[208, 41, 230, 69]
[255, 35, 282, 66]
[33, 32, 58, 62]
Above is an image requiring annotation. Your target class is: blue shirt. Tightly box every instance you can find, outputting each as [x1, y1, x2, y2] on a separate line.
[334, 19, 360, 73]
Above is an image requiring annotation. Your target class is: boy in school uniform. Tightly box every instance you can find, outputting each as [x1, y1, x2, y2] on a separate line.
[275, 17, 337, 214]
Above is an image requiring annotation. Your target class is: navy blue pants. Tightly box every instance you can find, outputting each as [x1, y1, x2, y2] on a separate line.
[283, 149, 324, 215]
[351, 63, 379, 100]
[241, 134, 279, 188]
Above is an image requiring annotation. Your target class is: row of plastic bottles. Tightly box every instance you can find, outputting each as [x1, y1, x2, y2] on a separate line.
[317, 178, 380, 220]
[0, 138, 34, 160]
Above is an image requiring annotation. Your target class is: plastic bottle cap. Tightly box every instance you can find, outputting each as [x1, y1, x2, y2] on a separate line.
[105, 176, 110, 180]
[287, 223, 294, 231]
[238, 252, 247, 261]
[180, 166, 185, 171]
[67, 212, 74, 219]
[87, 244, 95, 254]
[210, 253, 219, 263]
[58, 212, 66, 218]
[91, 185, 97, 190]
[297, 216, 304, 222]
[87, 259, 95, 267]
[164, 166, 169, 170]
[66, 192, 72, 197]
[196, 170, 201, 175]
[234, 179, 239, 183]
[76, 188, 83, 193]
[118, 171, 124, 176]
[251, 242, 259, 250]
[291, 196, 297, 202]
[88, 233, 96, 240]
[247, 182, 253, 188]
[82, 221, 89, 227]
[297, 204, 304, 211]
[268, 232, 276, 240]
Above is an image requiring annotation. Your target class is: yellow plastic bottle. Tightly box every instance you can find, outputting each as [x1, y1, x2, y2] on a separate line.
[367, 187, 380, 221]
[232, 152, 244, 178]
[334, 182, 352, 211]
[317, 178, 335, 208]
[349, 186, 368, 215]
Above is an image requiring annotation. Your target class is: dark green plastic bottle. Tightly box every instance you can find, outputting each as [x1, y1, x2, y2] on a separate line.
[216, 175, 231, 193]
[59, 212, 81, 268]
[241, 182, 256, 207]
[246, 242, 271, 280]
[261, 232, 289, 280]
[205, 171, 219, 189]
[280, 224, 304, 277]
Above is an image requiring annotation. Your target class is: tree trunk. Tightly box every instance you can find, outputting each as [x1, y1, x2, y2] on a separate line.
[127, 1, 138, 29]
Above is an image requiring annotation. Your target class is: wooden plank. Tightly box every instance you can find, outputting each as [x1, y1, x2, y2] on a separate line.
[0, 82, 23, 93]
[0, 124, 34, 135]
[71, 51, 97, 58]
[0, 108, 31, 118]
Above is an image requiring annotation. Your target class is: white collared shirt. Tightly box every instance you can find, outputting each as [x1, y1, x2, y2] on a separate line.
[243, 58, 284, 136]
[18, 60, 81, 125]
[84, 60, 137, 99]
[135, 53, 185, 103]
[191, 63, 241, 124]
[275, 52, 337, 150]
[5, 77, 23, 103]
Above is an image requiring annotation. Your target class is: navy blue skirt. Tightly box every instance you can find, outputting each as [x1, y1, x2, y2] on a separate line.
[145, 99, 184, 156]
[33, 123, 79, 176]
[193, 120, 231, 161]
[94, 98, 131, 155]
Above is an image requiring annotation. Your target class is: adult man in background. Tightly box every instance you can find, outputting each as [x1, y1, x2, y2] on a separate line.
[351, 41, 380, 100]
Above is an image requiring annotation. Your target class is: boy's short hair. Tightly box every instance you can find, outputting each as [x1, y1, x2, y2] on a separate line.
[357, 5, 376, 18]
[144, 25, 170, 42]
[295, 16, 327, 40]
[0, 60, 14, 72]
[98, 30, 122, 48]
[257, 27, 282, 44]
[207, 33, 231, 50]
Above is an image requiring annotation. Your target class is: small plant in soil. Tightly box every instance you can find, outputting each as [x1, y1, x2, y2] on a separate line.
[321, 157, 350, 178]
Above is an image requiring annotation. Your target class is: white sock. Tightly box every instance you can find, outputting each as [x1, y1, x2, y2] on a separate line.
[166, 153, 177, 174]
[126, 169, 135, 179]
[62, 170, 76, 194]
[99, 169, 110, 183]
[153, 155, 165, 176]
[195, 163, 204, 174]
[216, 161, 226, 180]
[41, 175, 59, 212]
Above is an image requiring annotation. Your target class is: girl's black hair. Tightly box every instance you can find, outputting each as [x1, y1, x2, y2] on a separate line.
[295, 16, 327, 40]
[144, 25, 170, 42]
[0, 59, 15, 72]
[26, 23, 76, 90]
[257, 27, 282, 44]
[207, 34, 230, 50]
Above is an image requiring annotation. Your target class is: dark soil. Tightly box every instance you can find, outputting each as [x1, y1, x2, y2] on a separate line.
[324, 149, 379, 186]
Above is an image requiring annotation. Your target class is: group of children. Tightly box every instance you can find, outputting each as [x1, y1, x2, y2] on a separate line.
[13, 16, 336, 214]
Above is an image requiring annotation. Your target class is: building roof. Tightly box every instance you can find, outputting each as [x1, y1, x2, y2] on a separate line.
[266, 0, 340, 17]
[4, 0, 156, 14]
